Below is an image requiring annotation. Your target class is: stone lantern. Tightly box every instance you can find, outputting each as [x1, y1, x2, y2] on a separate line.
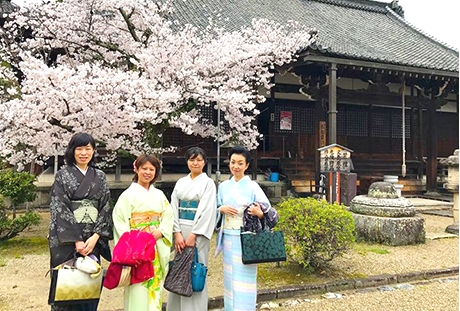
[350, 181, 425, 245]
[444, 149, 459, 234]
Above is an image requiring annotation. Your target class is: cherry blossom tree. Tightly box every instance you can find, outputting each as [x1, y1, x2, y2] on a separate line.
[0, 0, 315, 170]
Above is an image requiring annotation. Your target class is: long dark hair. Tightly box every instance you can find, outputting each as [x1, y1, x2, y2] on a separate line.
[64, 132, 97, 166]
[132, 154, 162, 185]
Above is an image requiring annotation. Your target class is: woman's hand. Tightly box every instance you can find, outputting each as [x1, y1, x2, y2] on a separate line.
[174, 232, 186, 253]
[75, 241, 86, 255]
[220, 205, 239, 216]
[152, 229, 163, 241]
[185, 233, 197, 248]
[82, 233, 99, 256]
[248, 203, 264, 219]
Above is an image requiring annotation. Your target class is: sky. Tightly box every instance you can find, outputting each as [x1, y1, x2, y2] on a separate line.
[399, 0, 459, 50]
[12, 0, 459, 51]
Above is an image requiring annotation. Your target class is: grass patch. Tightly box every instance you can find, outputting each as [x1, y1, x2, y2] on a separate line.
[258, 261, 322, 287]
[0, 236, 48, 261]
[353, 242, 390, 255]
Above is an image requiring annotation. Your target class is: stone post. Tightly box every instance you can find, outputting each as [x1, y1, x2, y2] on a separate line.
[445, 149, 459, 234]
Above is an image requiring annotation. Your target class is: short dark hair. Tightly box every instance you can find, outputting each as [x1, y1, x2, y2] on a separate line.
[64, 132, 97, 166]
[185, 147, 207, 163]
[228, 145, 251, 163]
[132, 154, 162, 185]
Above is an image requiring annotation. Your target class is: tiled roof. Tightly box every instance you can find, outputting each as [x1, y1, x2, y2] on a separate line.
[170, 0, 458, 73]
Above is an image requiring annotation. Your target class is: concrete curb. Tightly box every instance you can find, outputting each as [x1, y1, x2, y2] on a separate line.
[206, 266, 459, 310]
[105, 266, 458, 311]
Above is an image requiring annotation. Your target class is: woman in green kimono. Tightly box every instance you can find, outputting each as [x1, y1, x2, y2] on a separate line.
[112, 154, 174, 311]
[48, 132, 113, 311]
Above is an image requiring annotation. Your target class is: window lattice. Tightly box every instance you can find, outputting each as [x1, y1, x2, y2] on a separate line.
[371, 111, 391, 138]
[299, 107, 315, 134]
[347, 110, 368, 137]
[391, 112, 411, 139]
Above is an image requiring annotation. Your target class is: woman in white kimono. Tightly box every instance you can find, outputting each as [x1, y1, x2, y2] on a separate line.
[166, 147, 217, 311]
[215, 146, 279, 311]
[112, 155, 174, 311]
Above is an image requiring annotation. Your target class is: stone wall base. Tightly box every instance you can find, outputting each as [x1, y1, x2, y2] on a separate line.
[352, 213, 426, 246]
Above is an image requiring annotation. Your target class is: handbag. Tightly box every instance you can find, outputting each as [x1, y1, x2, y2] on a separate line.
[164, 248, 194, 297]
[48, 256, 104, 306]
[240, 228, 287, 264]
[103, 263, 131, 289]
[191, 247, 207, 292]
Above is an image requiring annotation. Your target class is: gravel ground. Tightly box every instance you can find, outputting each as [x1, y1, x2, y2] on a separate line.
[0, 212, 457, 311]
[255, 277, 459, 311]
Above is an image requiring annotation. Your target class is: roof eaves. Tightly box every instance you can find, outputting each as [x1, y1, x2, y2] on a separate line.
[311, 0, 388, 13]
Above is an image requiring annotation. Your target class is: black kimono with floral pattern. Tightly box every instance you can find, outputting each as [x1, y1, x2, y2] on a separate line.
[48, 165, 113, 311]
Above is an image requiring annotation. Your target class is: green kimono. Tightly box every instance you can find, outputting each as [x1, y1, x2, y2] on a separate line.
[113, 182, 174, 311]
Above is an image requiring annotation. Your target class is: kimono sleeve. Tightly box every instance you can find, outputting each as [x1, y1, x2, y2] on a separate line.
[170, 183, 181, 233]
[216, 182, 225, 228]
[191, 178, 217, 240]
[112, 190, 132, 245]
[49, 171, 83, 244]
[158, 192, 174, 247]
[92, 172, 113, 241]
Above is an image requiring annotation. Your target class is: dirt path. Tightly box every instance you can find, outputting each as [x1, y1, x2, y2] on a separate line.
[0, 212, 457, 311]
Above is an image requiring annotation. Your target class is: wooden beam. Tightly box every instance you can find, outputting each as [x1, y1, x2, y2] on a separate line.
[302, 54, 459, 79]
[425, 92, 438, 193]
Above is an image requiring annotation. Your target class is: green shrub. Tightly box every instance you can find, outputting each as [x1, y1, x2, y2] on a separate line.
[0, 169, 40, 241]
[0, 169, 37, 208]
[276, 197, 355, 271]
[0, 209, 41, 241]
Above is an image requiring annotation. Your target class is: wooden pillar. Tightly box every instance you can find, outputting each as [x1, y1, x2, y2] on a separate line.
[425, 94, 438, 193]
[368, 104, 373, 154]
[115, 155, 121, 181]
[417, 102, 424, 180]
[328, 63, 338, 144]
[315, 99, 326, 183]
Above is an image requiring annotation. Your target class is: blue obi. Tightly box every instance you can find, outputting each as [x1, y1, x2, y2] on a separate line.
[179, 200, 199, 221]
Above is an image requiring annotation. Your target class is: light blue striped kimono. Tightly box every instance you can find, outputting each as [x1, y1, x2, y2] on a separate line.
[215, 176, 273, 311]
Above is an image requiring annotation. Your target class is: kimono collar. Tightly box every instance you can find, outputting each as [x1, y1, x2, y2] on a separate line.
[74, 164, 88, 175]
[232, 175, 250, 184]
[131, 182, 154, 192]
[188, 172, 206, 181]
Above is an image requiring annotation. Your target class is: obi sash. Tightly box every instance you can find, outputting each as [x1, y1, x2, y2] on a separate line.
[130, 211, 161, 233]
[178, 200, 199, 221]
[71, 199, 99, 224]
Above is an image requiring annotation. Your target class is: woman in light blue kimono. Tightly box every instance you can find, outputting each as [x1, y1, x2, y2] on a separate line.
[215, 146, 279, 311]
[112, 154, 174, 311]
[166, 147, 217, 311]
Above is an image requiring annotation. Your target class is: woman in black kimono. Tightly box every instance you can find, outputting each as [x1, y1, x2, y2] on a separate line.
[48, 132, 113, 311]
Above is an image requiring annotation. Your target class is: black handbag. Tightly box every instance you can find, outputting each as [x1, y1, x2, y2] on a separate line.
[48, 257, 104, 306]
[240, 228, 287, 264]
[164, 248, 194, 297]
[191, 247, 207, 292]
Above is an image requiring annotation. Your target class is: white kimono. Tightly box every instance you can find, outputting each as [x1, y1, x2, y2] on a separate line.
[166, 172, 217, 311]
[113, 182, 174, 311]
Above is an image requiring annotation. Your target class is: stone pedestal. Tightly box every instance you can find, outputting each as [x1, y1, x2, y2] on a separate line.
[383, 175, 404, 197]
[350, 182, 425, 246]
[444, 150, 459, 234]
